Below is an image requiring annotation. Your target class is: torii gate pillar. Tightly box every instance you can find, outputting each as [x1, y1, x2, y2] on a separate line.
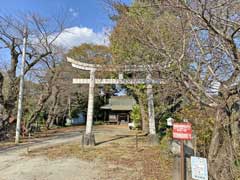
[83, 69, 96, 146]
[147, 73, 159, 144]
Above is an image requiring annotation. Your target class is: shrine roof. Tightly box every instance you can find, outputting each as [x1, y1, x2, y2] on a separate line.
[101, 96, 136, 111]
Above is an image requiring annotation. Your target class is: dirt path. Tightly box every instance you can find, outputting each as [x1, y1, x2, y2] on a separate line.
[0, 125, 172, 180]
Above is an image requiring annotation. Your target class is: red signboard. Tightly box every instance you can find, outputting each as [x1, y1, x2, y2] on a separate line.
[173, 123, 192, 140]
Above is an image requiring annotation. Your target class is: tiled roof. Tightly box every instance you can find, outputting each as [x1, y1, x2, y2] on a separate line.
[101, 96, 136, 111]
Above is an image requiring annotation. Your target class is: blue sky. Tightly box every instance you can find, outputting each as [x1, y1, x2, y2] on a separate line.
[0, 0, 132, 68]
[0, 0, 133, 84]
[0, 0, 132, 32]
[0, 0, 132, 64]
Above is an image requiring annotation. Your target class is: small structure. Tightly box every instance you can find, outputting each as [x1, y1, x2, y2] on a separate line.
[65, 112, 86, 126]
[101, 96, 136, 124]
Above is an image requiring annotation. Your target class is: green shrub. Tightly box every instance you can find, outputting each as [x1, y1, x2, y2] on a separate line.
[130, 104, 141, 128]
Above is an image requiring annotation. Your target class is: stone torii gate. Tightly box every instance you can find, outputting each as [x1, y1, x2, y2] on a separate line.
[67, 57, 164, 146]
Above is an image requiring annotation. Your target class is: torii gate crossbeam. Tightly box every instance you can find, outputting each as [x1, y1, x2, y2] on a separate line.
[73, 78, 162, 84]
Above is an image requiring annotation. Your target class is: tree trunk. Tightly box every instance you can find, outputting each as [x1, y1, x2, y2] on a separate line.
[0, 57, 19, 139]
[26, 93, 50, 131]
[208, 107, 236, 180]
[0, 72, 5, 121]
[26, 71, 59, 131]
[5, 52, 19, 114]
[0, 72, 4, 131]
[0, 72, 4, 106]
[46, 86, 60, 129]
[230, 111, 240, 152]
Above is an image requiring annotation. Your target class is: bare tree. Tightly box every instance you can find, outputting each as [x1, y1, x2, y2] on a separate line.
[159, 0, 240, 179]
[110, 0, 240, 179]
[0, 13, 65, 137]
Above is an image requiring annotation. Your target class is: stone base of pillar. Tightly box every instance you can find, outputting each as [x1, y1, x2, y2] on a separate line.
[82, 133, 95, 146]
[148, 134, 159, 145]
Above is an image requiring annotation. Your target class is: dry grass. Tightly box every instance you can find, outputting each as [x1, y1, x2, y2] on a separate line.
[27, 135, 173, 180]
[0, 141, 16, 149]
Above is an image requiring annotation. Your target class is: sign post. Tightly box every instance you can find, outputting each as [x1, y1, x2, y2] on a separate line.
[173, 122, 192, 180]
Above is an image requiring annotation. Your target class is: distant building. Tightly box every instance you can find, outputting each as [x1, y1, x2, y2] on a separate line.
[65, 112, 86, 126]
[101, 96, 136, 124]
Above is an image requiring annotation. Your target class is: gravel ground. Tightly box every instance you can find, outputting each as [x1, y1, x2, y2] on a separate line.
[0, 125, 172, 180]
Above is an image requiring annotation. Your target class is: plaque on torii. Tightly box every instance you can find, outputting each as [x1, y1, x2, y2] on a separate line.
[67, 57, 165, 146]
